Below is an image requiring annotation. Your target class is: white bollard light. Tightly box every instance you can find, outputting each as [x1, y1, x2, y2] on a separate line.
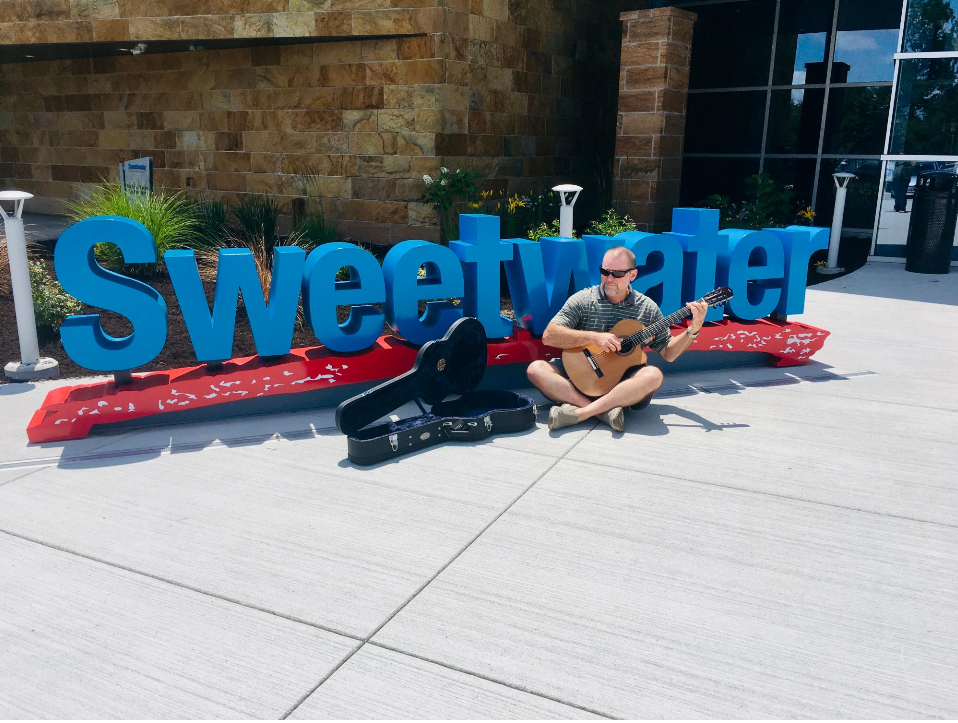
[1, 190, 59, 381]
[818, 172, 856, 275]
[552, 184, 583, 239]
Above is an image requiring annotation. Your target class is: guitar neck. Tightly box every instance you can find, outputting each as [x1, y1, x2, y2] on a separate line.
[628, 305, 694, 346]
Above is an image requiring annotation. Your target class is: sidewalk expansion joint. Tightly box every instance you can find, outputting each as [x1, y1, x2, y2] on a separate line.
[281, 421, 601, 720]
[372, 641, 616, 720]
[578, 457, 958, 530]
[0, 526, 365, 643]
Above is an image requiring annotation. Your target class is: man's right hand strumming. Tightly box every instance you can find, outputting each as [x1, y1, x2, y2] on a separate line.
[593, 332, 623, 353]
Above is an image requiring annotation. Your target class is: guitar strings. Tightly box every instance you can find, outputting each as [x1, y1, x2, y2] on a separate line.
[589, 292, 727, 360]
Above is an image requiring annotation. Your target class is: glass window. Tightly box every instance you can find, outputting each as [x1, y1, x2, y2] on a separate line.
[875, 159, 958, 253]
[762, 158, 818, 208]
[816, 158, 882, 229]
[903, 0, 958, 52]
[685, 91, 767, 153]
[822, 85, 893, 154]
[680, 158, 758, 206]
[766, 88, 826, 153]
[679, 157, 761, 205]
[890, 58, 958, 155]
[833, 0, 901, 82]
[773, 0, 835, 85]
[688, 0, 776, 89]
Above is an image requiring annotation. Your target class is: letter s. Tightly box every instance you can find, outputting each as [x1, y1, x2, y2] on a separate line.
[54, 216, 167, 372]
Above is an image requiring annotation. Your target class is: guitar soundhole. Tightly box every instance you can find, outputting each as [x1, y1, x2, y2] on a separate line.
[619, 339, 635, 354]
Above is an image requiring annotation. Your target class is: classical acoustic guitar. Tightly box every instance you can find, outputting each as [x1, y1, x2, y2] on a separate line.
[561, 287, 733, 397]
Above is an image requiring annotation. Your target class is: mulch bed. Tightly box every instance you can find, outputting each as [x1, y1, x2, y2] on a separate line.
[0, 257, 516, 385]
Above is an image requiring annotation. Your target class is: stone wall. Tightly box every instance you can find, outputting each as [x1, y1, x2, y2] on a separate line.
[0, 1, 444, 44]
[0, 36, 449, 243]
[613, 7, 694, 232]
[0, 0, 627, 243]
[439, 0, 624, 219]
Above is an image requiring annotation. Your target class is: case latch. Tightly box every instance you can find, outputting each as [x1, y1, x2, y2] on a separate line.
[484, 415, 492, 431]
[389, 433, 399, 451]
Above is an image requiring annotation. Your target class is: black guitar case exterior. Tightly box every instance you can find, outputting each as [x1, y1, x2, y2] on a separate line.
[336, 317, 537, 465]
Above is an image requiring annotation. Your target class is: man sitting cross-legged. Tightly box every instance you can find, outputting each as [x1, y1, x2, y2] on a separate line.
[527, 246, 707, 432]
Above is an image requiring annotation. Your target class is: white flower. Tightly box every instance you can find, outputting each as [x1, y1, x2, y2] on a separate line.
[423, 174, 433, 184]
[440, 166, 449, 174]
[440, 179, 448, 186]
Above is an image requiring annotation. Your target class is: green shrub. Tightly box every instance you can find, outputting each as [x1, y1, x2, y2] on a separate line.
[293, 198, 338, 249]
[192, 198, 233, 249]
[234, 194, 280, 252]
[30, 261, 81, 330]
[65, 182, 200, 274]
[698, 173, 798, 230]
[422, 167, 482, 245]
[527, 219, 580, 241]
[586, 208, 638, 236]
[472, 190, 562, 241]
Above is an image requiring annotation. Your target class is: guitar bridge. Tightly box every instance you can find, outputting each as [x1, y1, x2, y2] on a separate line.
[582, 349, 603, 378]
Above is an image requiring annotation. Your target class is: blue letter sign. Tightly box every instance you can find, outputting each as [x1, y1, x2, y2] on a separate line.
[302, 242, 385, 353]
[450, 214, 514, 339]
[167, 247, 304, 362]
[55, 216, 167, 372]
[53, 209, 829, 371]
[382, 240, 464, 346]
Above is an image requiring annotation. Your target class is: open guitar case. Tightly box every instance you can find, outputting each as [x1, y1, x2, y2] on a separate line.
[336, 317, 537, 465]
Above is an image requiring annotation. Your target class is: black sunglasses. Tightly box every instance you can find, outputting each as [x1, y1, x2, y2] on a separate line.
[599, 266, 634, 279]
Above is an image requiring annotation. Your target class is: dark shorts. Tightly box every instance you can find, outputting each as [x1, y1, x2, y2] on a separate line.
[549, 358, 655, 411]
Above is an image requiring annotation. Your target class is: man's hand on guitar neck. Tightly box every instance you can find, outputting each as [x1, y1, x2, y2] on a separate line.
[686, 300, 707, 333]
[660, 301, 709, 363]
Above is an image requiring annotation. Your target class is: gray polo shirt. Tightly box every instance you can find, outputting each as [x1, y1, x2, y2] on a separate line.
[549, 285, 671, 354]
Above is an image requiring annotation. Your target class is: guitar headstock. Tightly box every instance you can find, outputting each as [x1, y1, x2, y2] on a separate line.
[701, 286, 733, 308]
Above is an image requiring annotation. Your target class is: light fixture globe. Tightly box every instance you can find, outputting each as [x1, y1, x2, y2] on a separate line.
[552, 184, 583, 238]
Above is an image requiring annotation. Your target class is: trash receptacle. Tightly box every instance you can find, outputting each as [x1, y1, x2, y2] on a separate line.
[905, 170, 957, 274]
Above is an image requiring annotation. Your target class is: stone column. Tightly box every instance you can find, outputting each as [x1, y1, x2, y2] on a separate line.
[614, 8, 695, 232]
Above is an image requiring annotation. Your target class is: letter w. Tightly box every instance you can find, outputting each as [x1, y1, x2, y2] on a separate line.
[166, 247, 305, 362]
[503, 237, 590, 334]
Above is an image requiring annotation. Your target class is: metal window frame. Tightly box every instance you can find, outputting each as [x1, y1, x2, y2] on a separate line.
[872, 0, 910, 253]
[689, 81, 893, 93]
[893, 51, 958, 59]
[682, 0, 902, 231]
[760, 0, 782, 173]
[871, 0, 958, 253]
[881, 154, 958, 161]
[809, 0, 843, 212]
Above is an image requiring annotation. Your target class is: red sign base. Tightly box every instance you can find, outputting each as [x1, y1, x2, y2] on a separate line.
[27, 319, 828, 443]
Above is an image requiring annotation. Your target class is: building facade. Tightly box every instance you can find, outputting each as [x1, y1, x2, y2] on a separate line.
[0, 0, 624, 244]
[655, 0, 958, 260]
[2, 0, 956, 258]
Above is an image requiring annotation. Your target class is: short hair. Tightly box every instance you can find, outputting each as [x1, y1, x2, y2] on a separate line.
[604, 246, 635, 269]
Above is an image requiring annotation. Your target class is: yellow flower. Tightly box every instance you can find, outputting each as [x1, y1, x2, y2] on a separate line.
[480, 190, 493, 200]
[507, 195, 526, 214]
[468, 202, 482, 209]
[797, 206, 816, 221]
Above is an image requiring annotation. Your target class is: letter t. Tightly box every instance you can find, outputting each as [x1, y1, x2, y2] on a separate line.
[450, 214, 515, 338]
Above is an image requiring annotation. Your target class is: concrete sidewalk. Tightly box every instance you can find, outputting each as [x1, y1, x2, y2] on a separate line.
[0, 261, 956, 718]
